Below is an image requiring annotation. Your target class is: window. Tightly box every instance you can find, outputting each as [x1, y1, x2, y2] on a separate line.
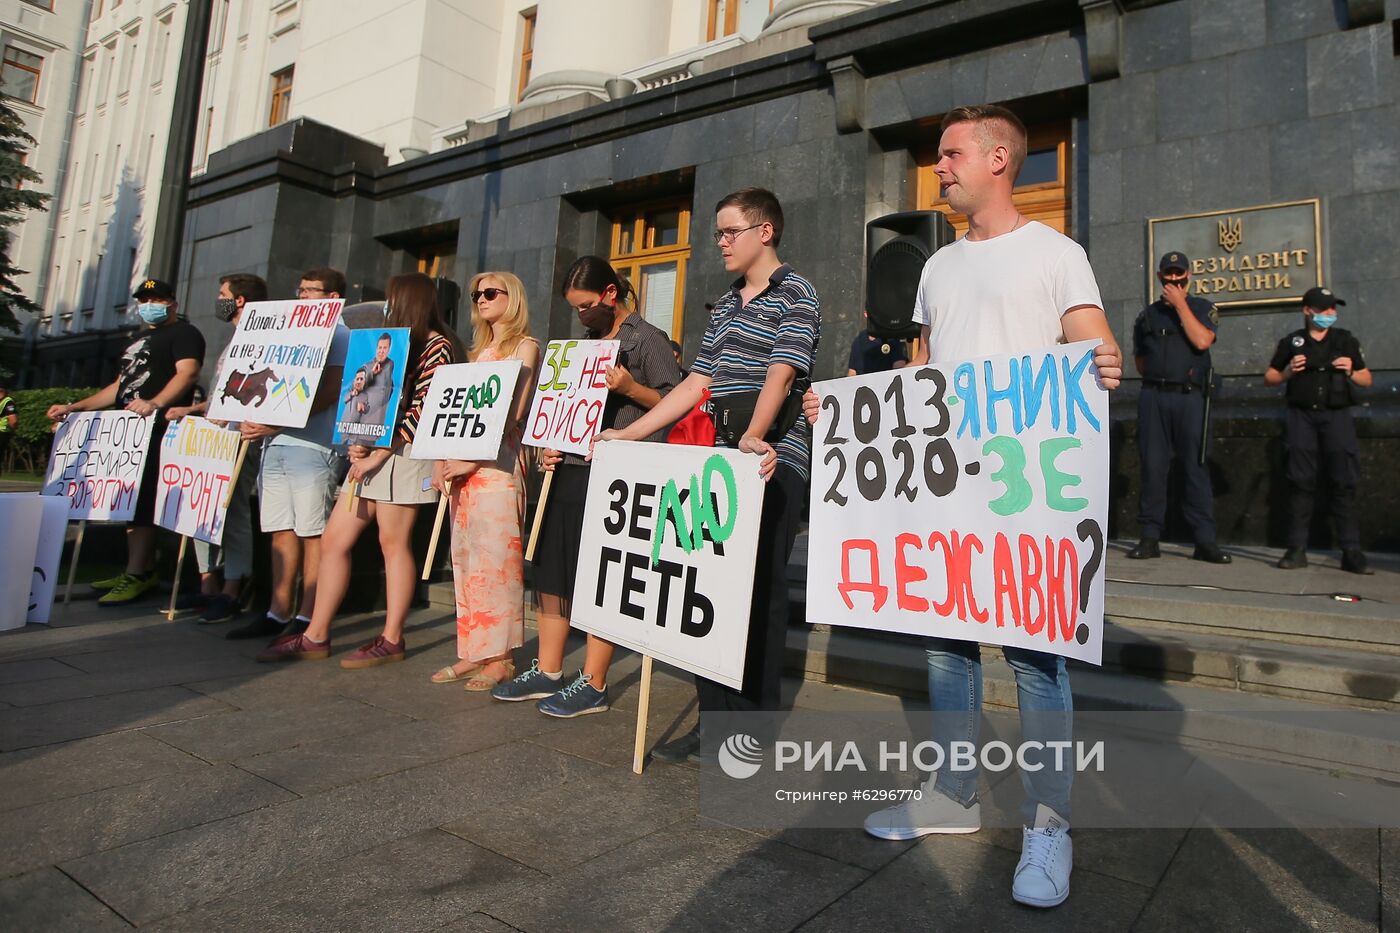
[91, 0, 104, 19]
[415, 240, 456, 279]
[516, 9, 536, 102]
[707, 0, 773, 41]
[268, 67, 293, 126]
[21, 1, 55, 11]
[916, 121, 1073, 236]
[211, 0, 230, 51]
[196, 104, 214, 166]
[2, 46, 43, 104]
[118, 29, 138, 96]
[610, 200, 692, 341]
[153, 16, 172, 84]
[96, 41, 115, 106]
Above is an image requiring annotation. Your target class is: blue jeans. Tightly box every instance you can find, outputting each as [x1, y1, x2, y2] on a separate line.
[926, 637, 1074, 822]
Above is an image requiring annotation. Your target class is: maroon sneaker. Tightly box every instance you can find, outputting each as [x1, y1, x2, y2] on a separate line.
[340, 635, 406, 670]
[255, 632, 331, 663]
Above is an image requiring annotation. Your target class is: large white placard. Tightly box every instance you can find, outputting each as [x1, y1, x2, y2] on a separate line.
[27, 495, 70, 624]
[571, 441, 766, 690]
[409, 360, 523, 461]
[153, 417, 243, 545]
[206, 298, 343, 428]
[0, 494, 43, 631]
[806, 340, 1110, 665]
[41, 411, 156, 522]
[522, 339, 620, 456]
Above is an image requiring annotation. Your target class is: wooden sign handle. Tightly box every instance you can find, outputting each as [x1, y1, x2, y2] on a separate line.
[421, 495, 449, 581]
[632, 654, 654, 775]
[62, 519, 87, 611]
[166, 535, 189, 622]
[524, 469, 554, 563]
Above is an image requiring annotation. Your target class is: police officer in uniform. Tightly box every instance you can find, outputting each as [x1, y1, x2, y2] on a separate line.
[1264, 286, 1372, 573]
[1128, 251, 1231, 563]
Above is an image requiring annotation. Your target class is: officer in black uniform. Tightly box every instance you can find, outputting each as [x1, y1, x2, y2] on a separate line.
[1264, 286, 1372, 573]
[1128, 251, 1231, 563]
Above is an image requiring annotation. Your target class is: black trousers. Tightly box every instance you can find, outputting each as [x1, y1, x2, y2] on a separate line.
[1136, 386, 1216, 544]
[695, 463, 805, 715]
[1285, 407, 1361, 549]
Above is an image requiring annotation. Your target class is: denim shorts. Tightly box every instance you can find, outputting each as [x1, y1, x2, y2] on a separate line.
[258, 442, 346, 537]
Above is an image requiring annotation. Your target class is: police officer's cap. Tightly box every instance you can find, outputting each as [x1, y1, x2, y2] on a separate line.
[133, 278, 176, 301]
[1158, 252, 1190, 273]
[1302, 286, 1345, 310]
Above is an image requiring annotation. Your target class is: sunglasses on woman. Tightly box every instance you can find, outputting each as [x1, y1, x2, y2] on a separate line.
[471, 287, 508, 302]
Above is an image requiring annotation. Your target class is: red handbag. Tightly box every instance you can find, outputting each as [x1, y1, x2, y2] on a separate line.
[667, 388, 715, 446]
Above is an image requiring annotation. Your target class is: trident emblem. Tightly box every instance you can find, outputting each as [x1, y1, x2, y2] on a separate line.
[1217, 216, 1243, 252]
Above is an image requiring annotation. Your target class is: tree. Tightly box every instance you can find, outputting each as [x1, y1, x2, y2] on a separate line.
[0, 95, 49, 334]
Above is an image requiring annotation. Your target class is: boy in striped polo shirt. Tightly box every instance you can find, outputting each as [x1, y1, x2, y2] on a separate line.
[596, 187, 821, 762]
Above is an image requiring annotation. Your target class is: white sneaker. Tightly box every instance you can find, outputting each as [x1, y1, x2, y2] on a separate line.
[1012, 803, 1072, 908]
[863, 779, 981, 840]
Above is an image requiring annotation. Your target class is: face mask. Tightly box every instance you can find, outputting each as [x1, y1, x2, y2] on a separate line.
[137, 302, 169, 324]
[1310, 312, 1337, 329]
[578, 301, 616, 333]
[214, 297, 238, 322]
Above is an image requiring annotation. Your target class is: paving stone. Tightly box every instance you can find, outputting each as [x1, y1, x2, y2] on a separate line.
[0, 653, 254, 707]
[0, 730, 208, 812]
[0, 867, 130, 932]
[0, 657, 83, 687]
[147, 829, 542, 933]
[435, 914, 520, 933]
[1133, 827, 1381, 932]
[1383, 829, 1398, 933]
[0, 685, 233, 752]
[142, 695, 413, 762]
[0, 763, 293, 877]
[442, 755, 698, 874]
[799, 833, 1149, 931]
[61, 743, 607, 925]
[491, 823, 868, 933]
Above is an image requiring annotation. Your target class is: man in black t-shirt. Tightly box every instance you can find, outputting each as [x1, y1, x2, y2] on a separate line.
[47, 278, 206, 605]
[1264, 286, 1372, 574]
[847, 312, 909, 376]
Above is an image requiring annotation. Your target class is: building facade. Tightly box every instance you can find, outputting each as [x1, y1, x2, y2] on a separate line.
[14, 0, 1400, 548]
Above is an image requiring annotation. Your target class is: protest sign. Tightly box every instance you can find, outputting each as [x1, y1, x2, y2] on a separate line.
[152, 417, 242, 545]
[572, 441, 765, 690]
[206, 298, 343, 428]
[0, 494, 44, 631]
[27, 496, 70, 624]
[41, 411, 156, 522]
[333, 328, 410, 447]
[806, 340, 1110, 665]
[409, 360, 523, 461]
[523, 339, 620, 456]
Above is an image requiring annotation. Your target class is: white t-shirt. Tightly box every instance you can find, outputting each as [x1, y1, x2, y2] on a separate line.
[912, 221, 1103, 363]
[269, 321, 351, 450]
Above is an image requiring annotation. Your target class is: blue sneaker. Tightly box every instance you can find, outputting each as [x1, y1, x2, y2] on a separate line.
[490, 659, 563, 702]
[537, 674, 610, 718]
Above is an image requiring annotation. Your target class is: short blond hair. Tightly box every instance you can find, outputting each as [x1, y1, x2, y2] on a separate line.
[940, 105, 1028, 181]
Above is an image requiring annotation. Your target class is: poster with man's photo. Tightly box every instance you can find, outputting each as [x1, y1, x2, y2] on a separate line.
[333, 328, 410, 447]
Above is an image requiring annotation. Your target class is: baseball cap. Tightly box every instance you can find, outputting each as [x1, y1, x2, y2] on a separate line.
[1158, 251, 1190, 273]
[1302, 286, 1344, 309]
[133, 278, 176, 301]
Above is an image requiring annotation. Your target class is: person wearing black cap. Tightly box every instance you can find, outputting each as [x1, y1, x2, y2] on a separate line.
[46, 277, 206, 605]
[1127, 251, 1230, 563]
[1264, 286, 1372, 573]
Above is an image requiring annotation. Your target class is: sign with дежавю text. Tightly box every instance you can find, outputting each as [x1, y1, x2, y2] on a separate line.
[41, 411, 156, 522]
[409, 360, 523, 461]
[571, 441, 766, 690]
[523, 339, 620, 456]
[806, 340, 1109, 665]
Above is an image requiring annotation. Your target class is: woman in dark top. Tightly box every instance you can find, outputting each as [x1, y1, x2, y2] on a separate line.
[492, 256, 683, 718]
[259, 273, 466, 667]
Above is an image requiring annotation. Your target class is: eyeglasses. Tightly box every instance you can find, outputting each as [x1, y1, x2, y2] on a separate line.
[296, 285, 327, 297]
[471, 287, 508, 302]
[712, 223, 764, 246]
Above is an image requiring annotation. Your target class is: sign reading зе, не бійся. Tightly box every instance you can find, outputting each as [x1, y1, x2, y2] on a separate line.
[1146, 200, 1321, 309]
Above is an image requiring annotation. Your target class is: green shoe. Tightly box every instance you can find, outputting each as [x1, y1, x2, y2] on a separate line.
[90, 573, 129, 593]
[98, 572, 159, 607]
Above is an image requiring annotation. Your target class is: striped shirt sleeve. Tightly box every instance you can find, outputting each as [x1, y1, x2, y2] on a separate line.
[398, 334, 455, 445]
[769, 280, 820, 374]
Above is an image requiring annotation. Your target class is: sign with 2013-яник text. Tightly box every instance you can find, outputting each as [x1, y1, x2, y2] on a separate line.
[806, 340, 1109, 665]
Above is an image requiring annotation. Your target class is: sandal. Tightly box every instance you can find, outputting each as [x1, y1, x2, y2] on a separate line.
[429, 663, 482, 684]
[464, 660, 516, 693]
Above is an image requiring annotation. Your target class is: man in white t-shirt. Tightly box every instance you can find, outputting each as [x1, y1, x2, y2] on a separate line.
[806, 105, 1122, 909]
